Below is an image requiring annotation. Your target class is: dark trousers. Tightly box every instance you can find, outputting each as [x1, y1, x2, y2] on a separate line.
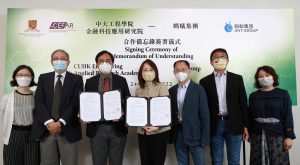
[3, 125, 39, 165]
[138, 131, 169, 165]
[90, 124, 127, 165]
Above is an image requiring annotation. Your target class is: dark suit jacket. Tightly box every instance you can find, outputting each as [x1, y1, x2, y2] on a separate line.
[31, 71, 83, 143]
[169, 80, 210, 146]
[200, 71, 249, 136]
[85, 73, 131, 138]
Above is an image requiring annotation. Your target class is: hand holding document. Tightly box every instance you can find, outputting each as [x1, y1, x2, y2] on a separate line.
[150, 97, 171, 126]
[103, 90, 122, 120]
[126, 96, 171, 126]
[79, 90, 122, 122]
[79, 92, 101, 122]
[126, 97, 148, 126]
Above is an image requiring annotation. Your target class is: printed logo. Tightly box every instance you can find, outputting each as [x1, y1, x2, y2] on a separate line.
[224, 21, 259, 33]
[24, 20, 40, 32]
[224, 22, 233, 32]
[49, 22, 74, 29]
[49, 22, 76, 33]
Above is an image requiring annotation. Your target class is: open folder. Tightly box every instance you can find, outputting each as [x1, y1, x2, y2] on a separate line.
[126, 96, 171, 127]
[79, 90, 122, 122]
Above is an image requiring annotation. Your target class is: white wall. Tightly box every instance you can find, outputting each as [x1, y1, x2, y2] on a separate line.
[0, 0, 299, 165]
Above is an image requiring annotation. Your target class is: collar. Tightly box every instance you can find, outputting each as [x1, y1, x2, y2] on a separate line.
[100, 72, 112, 80]
[214, 70, 227, 77]
[145, 81, 156, 88]
[178, 79, 190, 88]
[55, 71, 66, 78]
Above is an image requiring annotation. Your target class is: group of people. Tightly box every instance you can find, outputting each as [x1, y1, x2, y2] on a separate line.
[0, 48, 296, 165]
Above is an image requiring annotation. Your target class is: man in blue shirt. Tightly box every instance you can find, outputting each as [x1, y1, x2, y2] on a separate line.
[169, 60, 210, 165]
[200, 48, 249, 165]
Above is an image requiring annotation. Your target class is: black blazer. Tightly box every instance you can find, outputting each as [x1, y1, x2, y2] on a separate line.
[85, 73, 131, 138]
[169, 80, 210, 146]
[200, 71, 249, 136]
[31, 71, 83, 143]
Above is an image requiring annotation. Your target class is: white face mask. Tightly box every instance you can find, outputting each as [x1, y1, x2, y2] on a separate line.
[142, 71, 156, 82]
[53, 60, 68, 73]
[212, 58, 228, 70]
[99, 62, 112, 74]
[16, 76, 32, 87]
[175, 72, 188, 82]
[258, 76, 274, 88]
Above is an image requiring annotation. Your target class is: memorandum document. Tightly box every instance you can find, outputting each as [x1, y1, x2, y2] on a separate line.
[126, 96, 171, 126]
[80, 90, 122, 121]
[79, 92, 101, 122]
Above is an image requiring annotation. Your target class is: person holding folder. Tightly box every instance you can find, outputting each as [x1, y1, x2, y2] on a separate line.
[85, 50, 131, 165]
[169, 60, 210, 165]
[31, 49, 83, 165]
[135, 59, 170, 165]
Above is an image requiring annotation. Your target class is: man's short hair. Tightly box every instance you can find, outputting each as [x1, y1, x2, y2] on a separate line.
[95, 50, 114, 63]
[210, 48, 228, 61]
[173, 60, 190, 69]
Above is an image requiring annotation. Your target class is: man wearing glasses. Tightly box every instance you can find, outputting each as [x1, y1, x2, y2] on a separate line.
[200, 48, 249, 165]
[85, 50, 131, 165]
[31, 49, 83, 165]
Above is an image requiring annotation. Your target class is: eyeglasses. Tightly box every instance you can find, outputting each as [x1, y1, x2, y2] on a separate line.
[174, 69, 189, 73]
[52, 57, 68, 61]
[212, 55, 228, 61]
[16, 74, 32, 77]
[98, 59, 112, 63]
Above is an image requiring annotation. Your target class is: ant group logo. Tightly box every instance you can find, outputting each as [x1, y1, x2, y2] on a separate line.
[24, 20, 40, 32]
[224, 22, 233, 32]
[224, 21, 258, 33]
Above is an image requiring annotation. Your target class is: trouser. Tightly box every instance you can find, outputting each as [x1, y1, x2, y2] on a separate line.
[138, 131, 169, 165]
[3, 125, 39, 165]
[175, 126, 206, 165]
[40, 133, 79, 165]
[210, 119, 242, 165]
[90, 124, 127, 165]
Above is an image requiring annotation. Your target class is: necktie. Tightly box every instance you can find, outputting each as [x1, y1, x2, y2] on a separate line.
[103, 77, 110, 92]
[52, 75, 62, 120]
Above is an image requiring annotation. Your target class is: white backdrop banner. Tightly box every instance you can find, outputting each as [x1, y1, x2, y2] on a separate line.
[5, 9, 296, 104]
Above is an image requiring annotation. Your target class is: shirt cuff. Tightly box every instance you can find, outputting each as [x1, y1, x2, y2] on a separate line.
[44, 119, 54, 126]
[285, 131, 296, 140]
[59, 118, 66, 125]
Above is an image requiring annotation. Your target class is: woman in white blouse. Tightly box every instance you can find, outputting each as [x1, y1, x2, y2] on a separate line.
[0, 65, 39, 165]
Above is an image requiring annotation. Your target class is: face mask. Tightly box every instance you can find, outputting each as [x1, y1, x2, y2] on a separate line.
[142, 71, 156, 82]
[175, 72, 188, 82]
[16, 76, 32, 87]
[213, 58, 228, 70]
[99, 62, 112, 74]
[258, 76, 274, 88]
[53, 60, 68, 73]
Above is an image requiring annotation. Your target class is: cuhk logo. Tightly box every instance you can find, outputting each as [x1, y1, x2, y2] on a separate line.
[24, 20, 40, 32]
[224, 22, 233, 32]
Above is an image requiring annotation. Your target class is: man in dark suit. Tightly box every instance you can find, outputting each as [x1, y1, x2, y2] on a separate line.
[200, 48, 249, 165]
[169, 60, 210, 165]
[31, 49, 83, 165]
[85, 50, 131, 165]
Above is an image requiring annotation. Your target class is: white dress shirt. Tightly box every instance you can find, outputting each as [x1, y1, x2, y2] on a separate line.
[214, 71, 228, 116]
[177, 79, 190, 121]
[44, 71, 67, 126]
